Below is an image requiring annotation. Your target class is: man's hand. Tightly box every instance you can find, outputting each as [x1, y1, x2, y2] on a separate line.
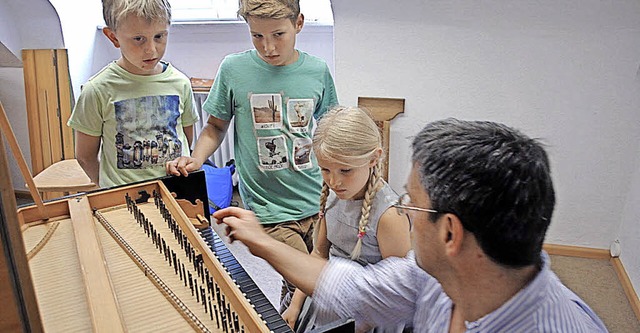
[166, 156, 202, 176]
[281, 303, 301, 329]
[212, 207, 273, 251]
[213, 207, 326, 297]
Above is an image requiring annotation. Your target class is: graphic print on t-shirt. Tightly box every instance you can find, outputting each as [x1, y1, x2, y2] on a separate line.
[114, 95, 182, 169]
[258, 135, 289, 170]
[251, 93, 283, 130]
[292, 137, 314, 171]
[287, 99, 314, 134]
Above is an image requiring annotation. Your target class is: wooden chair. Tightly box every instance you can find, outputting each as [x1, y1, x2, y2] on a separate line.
[357, 97, 405, 182]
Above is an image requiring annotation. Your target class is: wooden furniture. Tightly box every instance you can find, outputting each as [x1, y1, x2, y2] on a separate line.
[22, 49, 76, 199]
[0, 100, 48, 219]
[0, 134, 44, 333]
[11, 172, 295, 332]
[357, 97, 405, 181]
[2, 98, 95, 220]
[31, 159, 97, 193]
[190, 77, 214, 93]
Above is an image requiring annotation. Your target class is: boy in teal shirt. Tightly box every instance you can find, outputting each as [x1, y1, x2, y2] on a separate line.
[167, 0, 338, 312]
[68, 0, 199, 188]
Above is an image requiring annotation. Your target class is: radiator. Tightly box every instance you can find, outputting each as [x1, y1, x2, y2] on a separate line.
[194, 93, 238, 185]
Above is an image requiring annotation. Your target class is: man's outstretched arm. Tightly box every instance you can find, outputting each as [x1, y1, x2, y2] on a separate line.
[212, 207, 327, 296]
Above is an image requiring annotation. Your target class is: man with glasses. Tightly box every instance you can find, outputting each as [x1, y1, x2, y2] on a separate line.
[214, 118, 607, 332]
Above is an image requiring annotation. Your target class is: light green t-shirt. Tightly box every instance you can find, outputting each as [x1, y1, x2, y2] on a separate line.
[67, 61, 199, 188]
[203, 50, 339, 224]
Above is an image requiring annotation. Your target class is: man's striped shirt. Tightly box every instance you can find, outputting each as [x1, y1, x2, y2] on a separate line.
[313, 251, 608, 332]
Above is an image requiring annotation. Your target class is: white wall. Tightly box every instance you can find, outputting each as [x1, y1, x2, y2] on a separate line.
[0, 68, 29, 183]
[620, 160, 640, 300]
[48, 0, 102, 102]
[332, 0, 640, 299]
[91, 22, 334, 85]
[0, 0, 64, 193]
[0, 0, 63, 51]
[0, 2, 22, 63]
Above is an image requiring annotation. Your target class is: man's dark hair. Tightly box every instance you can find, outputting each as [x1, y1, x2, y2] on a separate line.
[412, 118, 555, 267]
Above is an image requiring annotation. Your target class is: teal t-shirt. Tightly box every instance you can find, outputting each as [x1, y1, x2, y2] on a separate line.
[203, 50, 339, 224]
[67, 61, 199, 188]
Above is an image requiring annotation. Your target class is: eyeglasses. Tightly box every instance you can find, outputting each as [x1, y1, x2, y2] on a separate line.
[393, 193, 439, 216]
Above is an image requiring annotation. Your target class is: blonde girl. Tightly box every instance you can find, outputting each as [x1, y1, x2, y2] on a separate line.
[282, 106, 411, 332]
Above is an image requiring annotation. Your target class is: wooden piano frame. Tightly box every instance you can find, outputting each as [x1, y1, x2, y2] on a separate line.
[2, 169, 292, 332]
[1, 130, 354, 332]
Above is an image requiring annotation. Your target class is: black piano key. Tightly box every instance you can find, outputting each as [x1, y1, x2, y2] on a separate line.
[241, 285, 262, 297]
[201, 233, 214, 242]
[198, 227, 292, 333]
[226, 266, 245, 277]
[233, 274, 253, 287]
[269, 321, 293, 333]
[251, 298, 272, 309]
[244, 289, 264, 302]
[211, 237, 226, 247]
[262, 312, 285, 326]
[210, 239, 229, 249]
[217, 253, 236, 263]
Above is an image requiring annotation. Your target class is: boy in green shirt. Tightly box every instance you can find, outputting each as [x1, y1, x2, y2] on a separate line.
[167, 0, 338, 312]
[68, 0, 198, 188]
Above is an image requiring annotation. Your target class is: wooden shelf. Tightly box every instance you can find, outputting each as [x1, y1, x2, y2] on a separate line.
[190, 77, 213, 93]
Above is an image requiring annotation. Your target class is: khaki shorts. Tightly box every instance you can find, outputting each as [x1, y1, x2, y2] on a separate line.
[263, 214, 319, 312]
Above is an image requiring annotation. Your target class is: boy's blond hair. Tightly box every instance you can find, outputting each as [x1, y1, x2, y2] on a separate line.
[312, 106, 384, 260]
[238, 0, 300, 23]
[103, 0, 172, 31]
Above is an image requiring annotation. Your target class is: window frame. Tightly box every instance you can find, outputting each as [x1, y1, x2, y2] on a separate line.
[170, 0, 334, 25]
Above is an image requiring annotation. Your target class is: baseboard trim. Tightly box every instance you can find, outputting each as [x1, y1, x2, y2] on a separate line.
[611, 257, 640, 320]
[543, 243, 610, 259]
[544, 243, 640, 322]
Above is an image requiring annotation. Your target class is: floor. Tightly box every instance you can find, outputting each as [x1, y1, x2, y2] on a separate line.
[550, 255, 640, 332]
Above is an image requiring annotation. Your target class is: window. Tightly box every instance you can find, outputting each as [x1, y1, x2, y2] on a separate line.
[171, 0, 333, 24]
[172, 0, 238, 21]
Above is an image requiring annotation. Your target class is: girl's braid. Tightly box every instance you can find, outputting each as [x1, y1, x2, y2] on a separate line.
[350, 158, 384, 260]
[314, 182, 331, 244]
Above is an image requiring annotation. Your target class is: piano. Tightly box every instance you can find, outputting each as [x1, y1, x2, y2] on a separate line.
[3, 171, 293, 332]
